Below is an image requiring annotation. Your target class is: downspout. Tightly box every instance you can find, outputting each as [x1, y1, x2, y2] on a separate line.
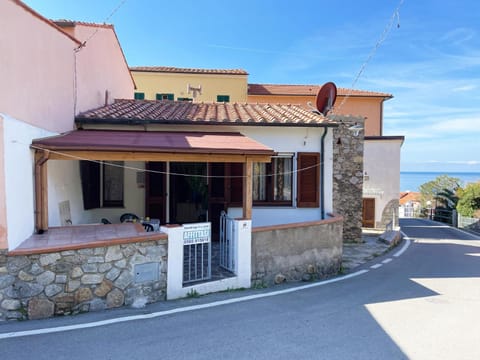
[320, 127, 328, 219]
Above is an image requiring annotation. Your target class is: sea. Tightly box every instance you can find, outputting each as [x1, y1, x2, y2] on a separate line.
[400, 172, 480, 192]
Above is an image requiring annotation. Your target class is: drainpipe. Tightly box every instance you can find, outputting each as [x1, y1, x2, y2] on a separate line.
[320, 127, 328, 219]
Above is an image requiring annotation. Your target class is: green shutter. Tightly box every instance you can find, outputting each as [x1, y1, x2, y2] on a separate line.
[134, 92, 145, 100]
[156, 93, 174, 100]
[217, 95, 230, 103]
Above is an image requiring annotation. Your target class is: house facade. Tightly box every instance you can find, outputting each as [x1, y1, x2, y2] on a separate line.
[130, 66, 248, 103]
[0, 1, 362, 321]
[248, 83, 404, 230]
[0, 1, 134, 252]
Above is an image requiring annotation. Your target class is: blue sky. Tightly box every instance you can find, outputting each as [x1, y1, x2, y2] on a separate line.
[24, 0, 480, 173]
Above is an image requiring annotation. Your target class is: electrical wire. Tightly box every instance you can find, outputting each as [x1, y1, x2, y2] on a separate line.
[331, 0, 404, 116]
[25, 142, 323, 179]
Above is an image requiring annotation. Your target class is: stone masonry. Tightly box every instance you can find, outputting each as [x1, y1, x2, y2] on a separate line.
[331, 115, 365, 243]
[0, 240, 167, 321]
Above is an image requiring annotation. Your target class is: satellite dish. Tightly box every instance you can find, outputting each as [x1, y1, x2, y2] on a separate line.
[315, 82, 337, 115]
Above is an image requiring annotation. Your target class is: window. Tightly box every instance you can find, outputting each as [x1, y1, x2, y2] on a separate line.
[156, 93, 174, 101]
[296, 152, 320, 208]
[253, 155, 293, 205]
[177, 97, 193, 102]
[216, 95, 230, 103]
[80, 161, 124, 209]
[134, 92, 145, 100]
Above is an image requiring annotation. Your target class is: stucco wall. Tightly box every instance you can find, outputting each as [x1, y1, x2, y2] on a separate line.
[47, 160, 145, 227]
[251, 215, 343, 285]
[82, 123, 335, 227]
[363, 138, 403, 228]
[132, 71, 248, 103]
[0, 1, 77, 133]
[72, 24, 134, 113]
[3, 115, 56, 250]
[247, 94, 384, 136]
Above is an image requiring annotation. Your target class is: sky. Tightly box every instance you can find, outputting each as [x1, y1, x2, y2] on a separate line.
[23, 0, 480, 173]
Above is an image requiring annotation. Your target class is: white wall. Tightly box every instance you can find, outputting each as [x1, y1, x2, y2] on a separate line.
[2, 114, 56, 249]
[363, 139, 403, 225]
[48, 160, 146, 226]
[82, 123, 335, 227]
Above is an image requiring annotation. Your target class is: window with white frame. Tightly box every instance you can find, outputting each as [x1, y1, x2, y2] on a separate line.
[253, 155, 293, 205]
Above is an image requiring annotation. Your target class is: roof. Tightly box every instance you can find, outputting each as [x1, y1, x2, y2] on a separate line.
[248, 83, 393, 99]
[130, 66, 248, 75]
[400, 191, 421, 205]
[32, 130, 274, 156]
[76, 99, 337, 127]
[54, 19, 114, 29]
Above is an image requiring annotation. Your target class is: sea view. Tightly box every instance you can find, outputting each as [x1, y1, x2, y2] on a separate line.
[400, 172, 480, 192]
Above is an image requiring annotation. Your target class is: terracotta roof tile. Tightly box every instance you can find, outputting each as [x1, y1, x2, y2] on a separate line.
[248, 83, 392, 98]
[53, 20, 114, 29]
[400, 191, 421, 205]
[130, 66, 248, 75]
[76, 99, 335, 127]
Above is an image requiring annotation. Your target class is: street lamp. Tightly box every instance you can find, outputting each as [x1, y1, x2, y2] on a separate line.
[426, 200, 432, 220]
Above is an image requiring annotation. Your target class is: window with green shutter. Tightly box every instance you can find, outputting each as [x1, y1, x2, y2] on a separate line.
[134, 92, 145, 100]
[216, 95, 230, 103]
[156, 93, 174, 101]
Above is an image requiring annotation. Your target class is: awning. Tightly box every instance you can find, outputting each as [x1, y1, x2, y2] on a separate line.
[31, 130, 274, 163]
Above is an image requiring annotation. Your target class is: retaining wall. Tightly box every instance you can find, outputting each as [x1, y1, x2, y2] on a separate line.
[251, 215, 343, 285]
[0, 240, 167, 321]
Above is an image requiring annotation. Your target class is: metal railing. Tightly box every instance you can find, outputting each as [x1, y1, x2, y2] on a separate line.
[219, 211, 235, 272]
[458, 214, 480, 232]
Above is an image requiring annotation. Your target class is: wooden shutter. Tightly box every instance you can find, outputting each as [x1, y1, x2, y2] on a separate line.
[297, 152, 320, 208]
[79, 160, 100, 210]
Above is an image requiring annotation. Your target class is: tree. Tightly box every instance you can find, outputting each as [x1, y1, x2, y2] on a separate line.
[419, 175, 461, 207]
[457, 181, 480, 218]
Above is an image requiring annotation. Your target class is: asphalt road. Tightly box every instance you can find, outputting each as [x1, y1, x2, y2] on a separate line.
[1, 218, 479, 360]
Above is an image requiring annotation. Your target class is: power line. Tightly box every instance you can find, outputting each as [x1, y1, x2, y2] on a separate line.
[332, 0, 404, 115]
[25, 143, 323, 179]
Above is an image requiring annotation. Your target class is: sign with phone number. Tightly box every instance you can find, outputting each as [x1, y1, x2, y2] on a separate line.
[183, 222, 211, 245]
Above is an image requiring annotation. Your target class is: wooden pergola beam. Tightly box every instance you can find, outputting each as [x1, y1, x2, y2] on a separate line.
[46, 150, 272, 163]
[34, 150, 49, 233]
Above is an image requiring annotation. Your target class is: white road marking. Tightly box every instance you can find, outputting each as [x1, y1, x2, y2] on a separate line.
[0, 269, 369, 340]
[394, 235, 411, 257]
[371, 264, 383, 269]
[382, 258, 393, 264]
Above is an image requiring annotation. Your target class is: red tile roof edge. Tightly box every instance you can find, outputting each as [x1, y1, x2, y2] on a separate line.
[248, 83, 393, 98]
[130, 66, 249, 75]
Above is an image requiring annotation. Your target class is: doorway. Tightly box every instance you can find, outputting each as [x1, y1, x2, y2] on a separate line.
[169, 162, 208, 224]
[362, 198, 375, 228]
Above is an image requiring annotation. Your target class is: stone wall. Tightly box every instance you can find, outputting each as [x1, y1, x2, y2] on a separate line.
[0, 240, 167, 321]
[251, 215, 343, 285]
[380, 199, 400, 229]
[331, 115, 364, 243]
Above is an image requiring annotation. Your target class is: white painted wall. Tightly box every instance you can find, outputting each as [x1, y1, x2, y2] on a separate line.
[83, 123, 335, 227]
[164, 219, 252, 299]
[48, 160, 146, 226]
[2, 114, 55, 250]
[363, 139, 403, 226]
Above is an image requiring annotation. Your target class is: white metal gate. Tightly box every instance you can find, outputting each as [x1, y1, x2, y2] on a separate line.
[183, 223, 211, 284]
[219, 211, 235, 272]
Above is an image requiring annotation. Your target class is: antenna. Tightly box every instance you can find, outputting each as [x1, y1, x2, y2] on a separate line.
[306, 101, 322, 115]
[187, 84, 202, 100]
